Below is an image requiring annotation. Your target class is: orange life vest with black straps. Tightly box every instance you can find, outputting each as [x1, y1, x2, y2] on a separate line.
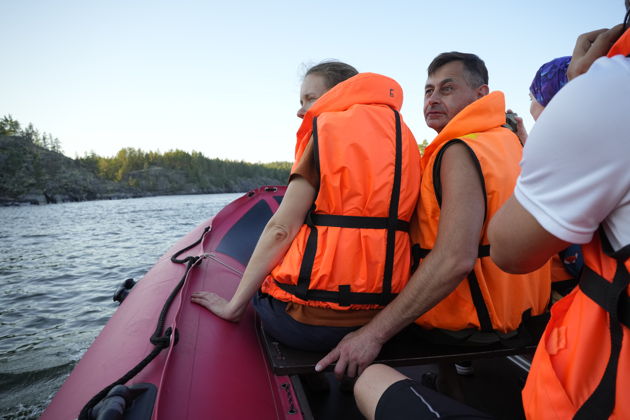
[522, 28, 630, 420]
[412, 91, 551, 333]
[261, 73, 421, 310]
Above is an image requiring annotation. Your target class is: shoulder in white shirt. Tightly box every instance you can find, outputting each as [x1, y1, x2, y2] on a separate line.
[515, 55, 630, 250]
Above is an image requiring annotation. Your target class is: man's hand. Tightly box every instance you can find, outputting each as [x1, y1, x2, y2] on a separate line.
[507, 109, 527, 145]
[568, 24, 624, 80]
[315, 328, 384, 380]
[191, 291, 244, 322]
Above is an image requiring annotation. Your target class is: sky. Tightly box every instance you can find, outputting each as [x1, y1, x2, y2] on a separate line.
[1, 1, 625, 163]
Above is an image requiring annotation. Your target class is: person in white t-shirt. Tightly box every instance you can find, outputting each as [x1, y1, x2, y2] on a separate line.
[489, 18, 630, 419]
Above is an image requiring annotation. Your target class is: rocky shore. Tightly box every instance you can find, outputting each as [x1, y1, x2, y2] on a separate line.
[0, 135, 289, 206]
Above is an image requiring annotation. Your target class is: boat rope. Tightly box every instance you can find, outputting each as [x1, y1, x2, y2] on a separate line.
[78, 226, 211, 420]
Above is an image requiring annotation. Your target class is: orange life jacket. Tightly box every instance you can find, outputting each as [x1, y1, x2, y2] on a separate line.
[522, 28, 630, 420]
[261, 73, 422, 310]
[412, 91, 551, 333]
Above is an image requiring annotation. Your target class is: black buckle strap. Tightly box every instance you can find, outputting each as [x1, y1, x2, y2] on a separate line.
[310, 213, 409, 232]
[578, 266, 630, 329]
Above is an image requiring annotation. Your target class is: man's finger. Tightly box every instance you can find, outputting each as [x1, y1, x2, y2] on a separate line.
[572, 28, 608, 56]
[333, 355, 348, 380]
[315, 348, 339, 372]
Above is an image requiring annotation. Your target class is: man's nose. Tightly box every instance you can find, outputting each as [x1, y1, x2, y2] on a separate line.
[426, 91, 441, 105]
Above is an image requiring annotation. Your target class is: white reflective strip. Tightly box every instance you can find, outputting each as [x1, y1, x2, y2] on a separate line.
[409, 386, 441, 418]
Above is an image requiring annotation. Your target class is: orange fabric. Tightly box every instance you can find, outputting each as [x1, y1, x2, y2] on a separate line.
[413, 92, 551, 332]
[607, 27, 630, 58]
[287, 137, 379, 326]
[285, 303, 379, 327]
[522, 34, 630, 420]
[262, 73, 422, 311]
[523, 237, 630, 419]
[292, 72, 404, 172]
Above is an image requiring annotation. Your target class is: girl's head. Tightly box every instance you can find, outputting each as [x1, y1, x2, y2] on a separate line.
[297, 61, 358, 118]
[529, 56, 571, 120]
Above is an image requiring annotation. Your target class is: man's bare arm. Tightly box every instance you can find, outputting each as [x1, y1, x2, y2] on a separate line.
[316, 142, 486, 379]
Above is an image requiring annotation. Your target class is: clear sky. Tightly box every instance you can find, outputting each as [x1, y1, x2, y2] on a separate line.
[1, 1, 625, 163]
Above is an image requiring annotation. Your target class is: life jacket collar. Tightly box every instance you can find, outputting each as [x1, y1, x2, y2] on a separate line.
[423, 91, 507, 163]
[295, 73, 404, 164]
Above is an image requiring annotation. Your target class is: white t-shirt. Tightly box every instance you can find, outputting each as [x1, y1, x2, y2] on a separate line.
[515, 54, 630, 251]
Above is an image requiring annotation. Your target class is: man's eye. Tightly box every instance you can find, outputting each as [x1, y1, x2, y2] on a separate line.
[441, 86, 453, 93]
[425, 89, 433, 97]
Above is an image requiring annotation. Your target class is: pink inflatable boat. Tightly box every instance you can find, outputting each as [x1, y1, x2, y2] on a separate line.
[42, 186, 305, 420]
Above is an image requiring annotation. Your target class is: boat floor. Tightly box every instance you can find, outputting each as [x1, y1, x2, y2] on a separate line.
[296, 356, 529, 420]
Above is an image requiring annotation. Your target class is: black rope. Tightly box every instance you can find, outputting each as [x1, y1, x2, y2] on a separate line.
[78, 226, 210, 420]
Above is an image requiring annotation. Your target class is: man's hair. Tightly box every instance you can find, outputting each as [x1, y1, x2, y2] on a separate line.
[427, 52, 489, 88]
[305, 61, 359, 90]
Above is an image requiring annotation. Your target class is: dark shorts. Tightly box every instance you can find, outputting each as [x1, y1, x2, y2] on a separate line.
[375, 379, 493, 420]
[252, 292, 359, 352]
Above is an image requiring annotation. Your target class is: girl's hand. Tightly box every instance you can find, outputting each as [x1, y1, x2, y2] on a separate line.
[191, 291, 244, 322]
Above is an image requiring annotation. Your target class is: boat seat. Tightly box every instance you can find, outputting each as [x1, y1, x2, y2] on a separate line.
[259, 316, 548, 376]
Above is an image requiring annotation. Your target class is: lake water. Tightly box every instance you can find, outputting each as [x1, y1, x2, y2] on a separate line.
[0, 193, 243, 419]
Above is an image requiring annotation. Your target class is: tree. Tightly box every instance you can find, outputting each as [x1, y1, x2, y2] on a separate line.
[0, 115, 21, 135]
[418, 139, 429, 156]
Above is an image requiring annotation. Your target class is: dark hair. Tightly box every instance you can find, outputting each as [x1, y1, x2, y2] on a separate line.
[427, 52, 489, 88]
[305, 61, 358, 90]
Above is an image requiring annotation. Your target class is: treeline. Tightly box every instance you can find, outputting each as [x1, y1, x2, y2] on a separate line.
[0, 115, 62, 153]
[76, 148, 291, 192]
[1, 115, 291, 204]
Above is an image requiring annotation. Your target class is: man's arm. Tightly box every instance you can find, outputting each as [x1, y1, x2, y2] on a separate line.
[489, 195, 569, 273]
[316, 142, 486, 379]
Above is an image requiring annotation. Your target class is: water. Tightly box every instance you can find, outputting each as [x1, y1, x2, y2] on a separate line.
[0, 193, 242, 419]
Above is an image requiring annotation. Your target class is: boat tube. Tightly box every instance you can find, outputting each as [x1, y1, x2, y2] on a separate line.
[42, 186, 303, 420]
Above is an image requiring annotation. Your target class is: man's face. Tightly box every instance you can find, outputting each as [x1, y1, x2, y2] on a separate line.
[424, 61, 486, 132]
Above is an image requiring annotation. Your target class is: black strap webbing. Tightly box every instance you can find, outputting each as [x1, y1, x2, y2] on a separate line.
[412, 244, 490, 262]
[309, 213, 409, 232]
[275, 282, 398, 306]
[412, 243, 493, 331]
[579, 266, 630, 329]
[574, 261, 629, 419]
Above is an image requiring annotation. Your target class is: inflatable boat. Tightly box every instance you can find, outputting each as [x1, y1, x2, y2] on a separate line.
[43, 186, 538, 420]
[42, 186, 309, 420]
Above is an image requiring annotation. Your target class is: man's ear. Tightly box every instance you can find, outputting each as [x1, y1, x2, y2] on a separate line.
[476, 84, 489, 98]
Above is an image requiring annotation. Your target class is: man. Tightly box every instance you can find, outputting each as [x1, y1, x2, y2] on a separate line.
[489, 21, 629, 419]
[316, 52, 551, 379]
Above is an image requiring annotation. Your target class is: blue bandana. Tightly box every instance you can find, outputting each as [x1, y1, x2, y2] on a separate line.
[529, 56, 571, 107]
